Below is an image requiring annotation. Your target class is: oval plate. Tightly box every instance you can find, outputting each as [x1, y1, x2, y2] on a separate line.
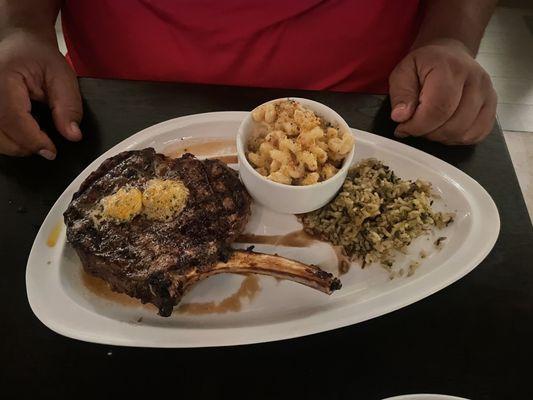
[26, 112, 499, 347]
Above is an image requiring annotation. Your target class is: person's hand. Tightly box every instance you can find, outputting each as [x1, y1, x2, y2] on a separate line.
[389, 39, 497, 145]
[0, 30, 82, 159]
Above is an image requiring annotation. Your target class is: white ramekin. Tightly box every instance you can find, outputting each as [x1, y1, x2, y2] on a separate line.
[237, 97, 355, 214]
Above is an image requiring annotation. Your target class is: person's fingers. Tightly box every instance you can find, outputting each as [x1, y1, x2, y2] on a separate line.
[0, 130, 28, 157]
[396, 66, 465, 137]
[22, 67, 47, 102]
[424, 81, 484, 144]
[0, 75, 57, 159]
[389, 57, 420, 124]
[46, 63, 83, 142]
[459, 87, 498, 145]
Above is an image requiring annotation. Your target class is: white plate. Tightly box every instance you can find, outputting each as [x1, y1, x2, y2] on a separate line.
[26, 112, 499, 348]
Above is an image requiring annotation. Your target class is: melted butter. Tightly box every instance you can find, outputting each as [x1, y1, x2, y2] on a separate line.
[81, 270, 157, 310]
[163, 138, 237, 162]
[178, 275, 260, 315]
[46, 221, 63, 247]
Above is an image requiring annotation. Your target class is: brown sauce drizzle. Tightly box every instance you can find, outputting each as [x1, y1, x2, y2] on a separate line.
[212, 155, 238, 164]
[236, 229, 315, 248]
[332, 246, 351, 275]
[178, 275, 260, 315]
[81, 229, 347, 313]
[163, 138, 237, 163]
[81, 270, 156, 310]
[82, 270, 260, 315]
[236, 229, 351, 274]
[46, 221, 63, 247]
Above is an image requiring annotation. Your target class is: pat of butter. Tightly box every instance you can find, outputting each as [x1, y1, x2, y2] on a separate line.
[142, 179, 189, 221]
[100, 187, 143, 221]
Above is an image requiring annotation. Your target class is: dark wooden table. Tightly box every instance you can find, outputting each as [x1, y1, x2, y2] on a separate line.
[2, 78, 532, 399]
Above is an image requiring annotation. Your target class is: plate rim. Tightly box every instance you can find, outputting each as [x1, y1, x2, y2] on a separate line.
[25, 111, 500, 348]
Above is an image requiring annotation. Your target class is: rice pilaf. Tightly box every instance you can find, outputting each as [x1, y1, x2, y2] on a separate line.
[300, 159, 454, 273]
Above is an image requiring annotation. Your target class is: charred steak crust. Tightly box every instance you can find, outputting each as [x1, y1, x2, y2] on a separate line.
[64, 149, 251, 316]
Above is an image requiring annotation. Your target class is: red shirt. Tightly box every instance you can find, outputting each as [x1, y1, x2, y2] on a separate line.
[62, 0, 421, 93]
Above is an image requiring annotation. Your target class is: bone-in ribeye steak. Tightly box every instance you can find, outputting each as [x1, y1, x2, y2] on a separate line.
[64, 148, 341, 316]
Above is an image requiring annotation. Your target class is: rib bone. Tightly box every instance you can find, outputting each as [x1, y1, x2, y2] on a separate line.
[176, 250, 342, 297]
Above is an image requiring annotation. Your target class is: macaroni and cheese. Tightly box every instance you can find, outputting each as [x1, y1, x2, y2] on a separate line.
[247, 100, 354, 186]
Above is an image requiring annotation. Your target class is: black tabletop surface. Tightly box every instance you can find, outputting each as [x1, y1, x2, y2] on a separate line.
[1, 78, 532, 399]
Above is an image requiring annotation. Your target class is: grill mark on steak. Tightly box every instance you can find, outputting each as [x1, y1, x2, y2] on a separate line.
[64, 148, 341, 316]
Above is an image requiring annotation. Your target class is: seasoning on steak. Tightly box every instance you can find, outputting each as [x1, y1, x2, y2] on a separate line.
[64, 148, 341, 316]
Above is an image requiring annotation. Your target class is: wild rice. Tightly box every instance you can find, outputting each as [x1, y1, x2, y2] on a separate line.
[300, 158, 454, 271]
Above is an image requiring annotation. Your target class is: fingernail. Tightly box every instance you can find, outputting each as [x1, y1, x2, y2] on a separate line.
[394, 103, 407, 112]
[69, 122, 82, 141]
[38, 149, 56, 160]
[394, 129, 408, 139]
[391, 103, 408, 122]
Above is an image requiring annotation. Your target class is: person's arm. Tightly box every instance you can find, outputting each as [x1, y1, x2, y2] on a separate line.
[389, 0, 498, 145]
[0, 0, 61, 39]
[413, 0, 497, 55]
[0, 0, 82, 159]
